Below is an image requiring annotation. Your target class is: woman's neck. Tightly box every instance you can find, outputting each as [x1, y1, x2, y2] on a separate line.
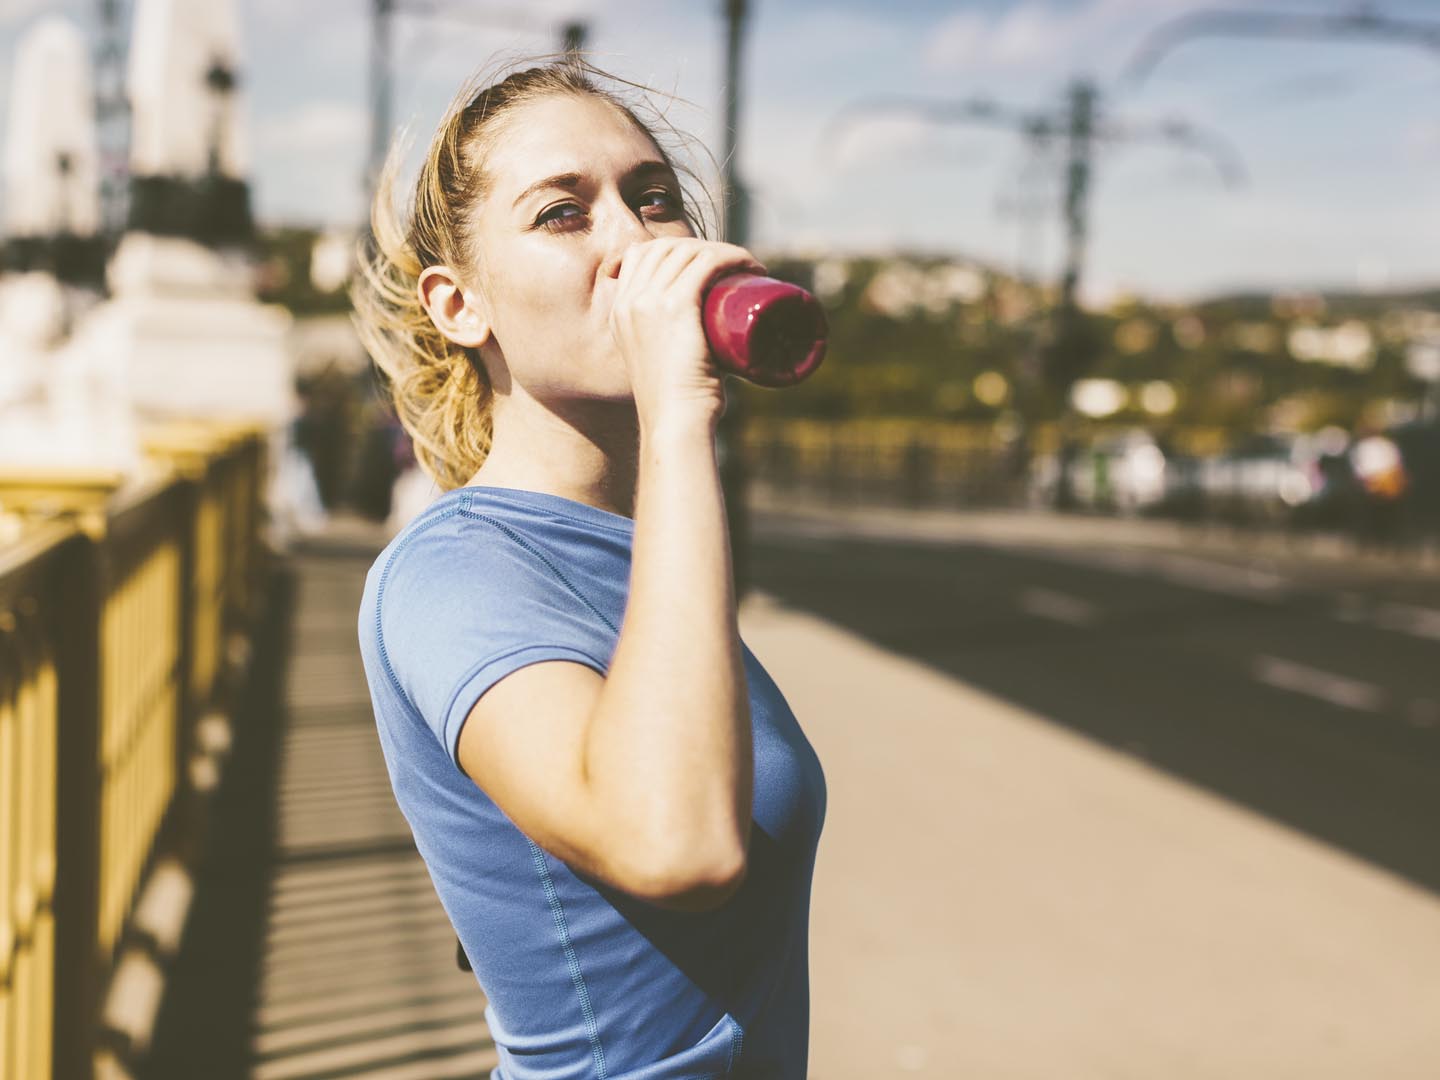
[464, 394, 641, 519]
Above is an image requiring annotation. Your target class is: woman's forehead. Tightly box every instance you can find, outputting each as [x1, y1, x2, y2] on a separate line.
[489, 96, 656, 187]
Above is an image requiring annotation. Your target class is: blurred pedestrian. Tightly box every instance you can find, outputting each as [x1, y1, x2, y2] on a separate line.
[268, 413, 328, 547]
[292, 362, 354, 508]
[346, 401, 404, 520]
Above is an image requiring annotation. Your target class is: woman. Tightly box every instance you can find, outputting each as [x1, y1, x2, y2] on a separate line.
[351, 53, 828, 1078]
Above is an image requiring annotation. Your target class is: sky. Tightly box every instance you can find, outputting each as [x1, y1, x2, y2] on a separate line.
[1, 0, 1438, 304]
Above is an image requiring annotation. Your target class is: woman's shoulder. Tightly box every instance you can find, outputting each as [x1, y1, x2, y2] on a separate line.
[366, 489, 525, 601]
[364, 488, 616, 616]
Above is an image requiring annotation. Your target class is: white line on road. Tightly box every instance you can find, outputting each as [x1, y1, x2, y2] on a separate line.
[1253, 655, 1386, 713]
[1147, 552, 1289, 598]
[1018, 587, 1099, 627]
[1373, 603, 1440, 643]
[1031, 546, 1290, 601]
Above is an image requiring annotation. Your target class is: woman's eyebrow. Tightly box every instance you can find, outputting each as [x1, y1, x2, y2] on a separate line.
[511, 160, 675, 210]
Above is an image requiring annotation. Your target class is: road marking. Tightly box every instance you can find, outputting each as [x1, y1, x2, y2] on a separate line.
[1148, 552, 1288, 598]
[1373, 603, 1440, 643]
[1253, 655, 1386, 712]
[1034, 546, 1289, 601]
[1018, 587, 1099, 626]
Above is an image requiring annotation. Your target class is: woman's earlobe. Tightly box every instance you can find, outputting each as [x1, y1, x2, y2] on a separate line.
[456, 308, 492, 350]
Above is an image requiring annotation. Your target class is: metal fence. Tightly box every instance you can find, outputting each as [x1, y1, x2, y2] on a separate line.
[741, 418, 1043, 509]
[0, 421, 267, 1080]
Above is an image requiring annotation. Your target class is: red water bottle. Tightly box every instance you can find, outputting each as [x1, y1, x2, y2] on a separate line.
[702, 272, 828, 388]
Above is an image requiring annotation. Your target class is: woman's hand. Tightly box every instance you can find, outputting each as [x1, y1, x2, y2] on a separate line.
[608, 237, 766, 435]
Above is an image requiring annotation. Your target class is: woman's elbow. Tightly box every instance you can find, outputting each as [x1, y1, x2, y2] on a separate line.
[632, 843, 749, 913]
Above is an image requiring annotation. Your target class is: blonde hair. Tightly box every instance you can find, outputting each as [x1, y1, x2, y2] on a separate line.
[349, 51, 723, 492]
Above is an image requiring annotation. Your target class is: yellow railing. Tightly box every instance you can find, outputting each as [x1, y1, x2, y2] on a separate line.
[96, 541, 181, 957]
[741, 417, 1231, 508]
[190, 487, 224, 707]
[0, 420, 269, 1080]
[742, 417, 1037, 507]
[0, 572, 59, 1080]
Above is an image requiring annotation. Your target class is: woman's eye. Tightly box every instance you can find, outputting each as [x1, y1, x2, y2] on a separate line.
[536, 203, 584, 231]
[535, 190, 681, 232]
[640, 188, 680, 212]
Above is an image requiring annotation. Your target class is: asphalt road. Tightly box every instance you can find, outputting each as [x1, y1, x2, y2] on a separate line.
[747, 507, 1440, 898]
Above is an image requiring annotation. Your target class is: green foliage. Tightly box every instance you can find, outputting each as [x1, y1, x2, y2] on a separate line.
[253, 226, 352, 315]
[751, 254, 1439, 436]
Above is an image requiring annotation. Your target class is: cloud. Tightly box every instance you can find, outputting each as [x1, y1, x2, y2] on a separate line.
[825, 113, 937, 170]
[249, 0, 354, 29]
[1405, 119, 1440, 159]
[255, 100, 367, 156]
[924, 2, 1064, 71]
[923, 0, 1199, 75]
[0, 0, 64, 29]
[925, 10, 988, 70]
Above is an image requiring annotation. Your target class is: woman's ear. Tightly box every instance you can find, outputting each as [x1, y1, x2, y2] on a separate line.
[418, 265, 492, 349]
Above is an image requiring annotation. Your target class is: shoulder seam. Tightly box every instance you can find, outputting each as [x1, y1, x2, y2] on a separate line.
[459, 509, 619, 635]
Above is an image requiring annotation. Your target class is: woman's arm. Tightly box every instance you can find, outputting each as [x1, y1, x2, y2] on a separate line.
[456, 238, 760, 912]
[585, 413, 754, 896]
[455, 419, 751, 912]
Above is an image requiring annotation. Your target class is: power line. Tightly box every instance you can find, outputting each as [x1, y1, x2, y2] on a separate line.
[1124, 4, 1440, 87]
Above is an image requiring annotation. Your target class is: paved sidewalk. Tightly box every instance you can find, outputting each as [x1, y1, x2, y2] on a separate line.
[264, 508, 1440, 1078]
[736, 589, 1440, 1079]
[249, 549, 498, 1080]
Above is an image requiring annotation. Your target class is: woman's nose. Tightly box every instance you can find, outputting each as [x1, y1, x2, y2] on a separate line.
[599, 202, 658, 280]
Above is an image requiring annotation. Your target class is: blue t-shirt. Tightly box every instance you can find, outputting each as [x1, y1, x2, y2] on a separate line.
[356, 485, 828, 1079]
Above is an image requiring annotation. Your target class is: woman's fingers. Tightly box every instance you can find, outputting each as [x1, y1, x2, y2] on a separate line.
[607, 237, 767, 430]
[621, 238, 764, 302]
[616, 238, 664, 295]
[671, 245, 767, 303]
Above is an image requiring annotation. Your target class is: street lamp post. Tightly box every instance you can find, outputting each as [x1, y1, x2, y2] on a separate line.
[718, 0, 753, 597]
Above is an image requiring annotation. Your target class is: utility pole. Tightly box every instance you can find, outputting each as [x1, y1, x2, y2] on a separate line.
[367, 0, 395, 204]
[562, 20, 587, 57]
[720, 0, 751, 248]
[1049, 80, 1098, 508]
[822, 86, 1241, 414]
[1053, 80, 1094, 395]
[718, 0, 753, 596]
[94, 0, 130, 247]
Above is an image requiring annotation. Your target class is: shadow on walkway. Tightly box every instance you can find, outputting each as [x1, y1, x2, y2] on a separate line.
[146, 525, 497, 1079]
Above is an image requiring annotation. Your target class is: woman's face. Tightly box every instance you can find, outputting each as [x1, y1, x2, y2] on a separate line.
[464, 93, 696, 403]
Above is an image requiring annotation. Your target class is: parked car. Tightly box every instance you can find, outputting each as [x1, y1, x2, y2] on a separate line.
[1031, 429, 1189, 516]
[1373, 421, 1440, 541]
[1198, 431, 1358, 527]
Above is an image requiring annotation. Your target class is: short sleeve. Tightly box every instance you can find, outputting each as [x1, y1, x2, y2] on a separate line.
[374, 513, 610, 768]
